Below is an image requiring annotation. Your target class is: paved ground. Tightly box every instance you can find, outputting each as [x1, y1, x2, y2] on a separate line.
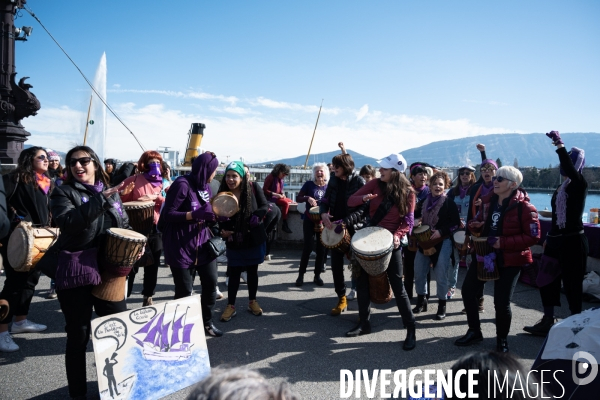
[0, 248, 592, 400]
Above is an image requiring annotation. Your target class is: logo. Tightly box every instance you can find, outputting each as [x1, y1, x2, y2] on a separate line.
[398, 161, 403, 166]
[572, 351, 598, 385]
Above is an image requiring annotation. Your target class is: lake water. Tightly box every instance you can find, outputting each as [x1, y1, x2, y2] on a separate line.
[527, 191, 600, 221]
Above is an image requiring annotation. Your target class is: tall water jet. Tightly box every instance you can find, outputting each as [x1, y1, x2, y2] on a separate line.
[84, 52, 107, 161]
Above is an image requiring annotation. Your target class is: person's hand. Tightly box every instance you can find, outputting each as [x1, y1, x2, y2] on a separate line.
[333, 220, 344, 234]
[321, 213, 333, 230]
[249, 215, 260, 228]
[474, 198, 482, 207]
[414, 218, 422, 227]
[338, 142, 347, 155]
[430, 230, 441, 240]
[393, 235, 401, 249]
[362, 193, 378, 203]
[274, 193, 283, 199]
[136, 245, 145, 260]
[476, 143, 486, 152]
[221, 230, 234, 239]
[307, 197, 317, 207]
[191, 207, 216, 222]
[120, 182, 135, 196]
[138, 194, 158, 202]
[546, 131, 564, 146]
[103, 182, 124, 199]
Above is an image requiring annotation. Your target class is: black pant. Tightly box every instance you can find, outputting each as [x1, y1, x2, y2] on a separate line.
[57, 285, 126, 398]
[170, 260, 218, 324]
[330, 250, 347, 297]
[0, 259, 42, 324]
[539, 233, 588, 315]
[264, 203, 281, 256]
[402, 249, 416, 298]
[127, 231, 163, 297]
[357, 248, 415, 328]
[299, 219, 325, 275]
[462, 262, 521, 338]
[228, 265, 259, 305]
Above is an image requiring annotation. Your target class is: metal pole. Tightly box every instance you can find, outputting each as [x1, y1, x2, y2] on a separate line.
[304, 99, 323, 169]
[82, 95, 93, 145]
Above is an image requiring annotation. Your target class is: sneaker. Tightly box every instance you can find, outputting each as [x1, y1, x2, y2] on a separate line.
[248, 300, 263, 316]
[220, 305, 236, 322]
[446, 287, 455, 300]
[225, 277, 229, 287]
[143, 296, 153, 307]
[0, 333, 19, 352]
[241, 271, 248, 283]
[264, 254, 272, 261]
[46, 289, 57, 299]
[10, 320, 47, 334]
[346, 289, 357, 301]
[215, 286, 224, 300]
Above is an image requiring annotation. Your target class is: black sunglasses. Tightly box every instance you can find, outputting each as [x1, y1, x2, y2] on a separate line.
[495, 176, 513, 183]
[69, 157, 94, 167]
[35, 155, 48, 161]
[459, 171, 471, 176]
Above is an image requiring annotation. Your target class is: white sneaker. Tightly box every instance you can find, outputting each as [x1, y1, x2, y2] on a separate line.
[241, 272, 248, 283]
[10, 320, 47, 334]
[310, 251, 316, 257]
[0, 333, 19, 352]
[264, 254, 272, 261]
[216, 286, 224, 300]
[225, 277, 229, 287]
[347, 289, 357, 301]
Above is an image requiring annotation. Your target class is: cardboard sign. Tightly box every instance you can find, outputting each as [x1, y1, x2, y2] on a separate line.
[91, 295, 210, 400]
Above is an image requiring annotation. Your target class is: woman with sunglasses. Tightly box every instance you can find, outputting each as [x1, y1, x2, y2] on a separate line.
[456, 166, 539, 353]
[346, 153, 417, 350]
[160, 152, 223, 337]
[218, 161, 269, 322]
[263, 163, 293, 233]
[0, 147, 52, 353]
[119, 150, 166, 307]
[413, 172, 460, 320]
[48, 145, 133, 398]
[446, 165, 476, 299]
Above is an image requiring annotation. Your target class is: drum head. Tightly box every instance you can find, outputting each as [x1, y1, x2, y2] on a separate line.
[108, 228, 147, 241]
[321, 224, 345, 247]
[351, 227, 393, 256]
[7, 223, 32, 270]
[296, 202, 306, 214]
[212, 193, 239, 218]
[309, 206, 321, 215]
[123, 201, 154, 209]
[413, 224, 430, 235]
[453, 230, 466, 245]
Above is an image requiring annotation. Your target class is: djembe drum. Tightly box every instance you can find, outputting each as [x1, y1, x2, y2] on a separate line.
[8, 222, 59, 272]
[309, 206, 323, 232]
[413, 224, 436, 256]
[212, 192, 240, 218]
[123, 201, 155, 236]
[452, 230, 469, 258]
[472, 236, 499, 281]
[351, 227, 394, 276]
[368, 271, 393, 304]
[320, 222, 351, 254]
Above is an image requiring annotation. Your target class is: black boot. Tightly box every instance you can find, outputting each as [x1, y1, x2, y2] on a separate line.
[347, 321, 371, 337]
[295, 273, 304, 287]
[496, 336, 509, 353]
[403, 326, 416, 351]
[523, 316, 557, 337]
[435, 300, 446, 320]
[313, 273, 324, 286]
[412, 295, 428, 314]
[204, 322, 223, 337]
[282, 220, 292, 234]
[455, 329, 483, 346]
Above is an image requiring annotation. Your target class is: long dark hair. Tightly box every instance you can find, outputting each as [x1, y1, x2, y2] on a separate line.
[451, 169, 476, 196]
[63, 145, 110, 186]
[270, 163, 290, 177]
[378, 170, 414, 216]
[14, 146, 49, 185]
[217, 171, 253, 237]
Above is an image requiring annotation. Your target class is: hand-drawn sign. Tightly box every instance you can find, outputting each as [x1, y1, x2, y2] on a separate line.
[129, 307, 157, 324]
[94, 318, 128, 350]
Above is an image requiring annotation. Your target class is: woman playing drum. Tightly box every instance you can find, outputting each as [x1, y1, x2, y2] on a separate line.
[119, 150, 166, 307]
[413, 172, 460, 320]
[218, 161, 269, 322]
[347, 153, 417, 350]
[456, 166, 539, 353]
[263, 163, 293, 233]
[523, 131, 588, 337]
[319, 147, 366, 316]
[48, 145, 134, 398]
[0, 147, 52, 353]
[295, 162, 329, 287]
[160, 152, 223, 337]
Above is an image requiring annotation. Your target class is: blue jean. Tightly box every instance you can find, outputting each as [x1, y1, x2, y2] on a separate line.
[414, 239, 452, 300]
[447, 247, 460, 289]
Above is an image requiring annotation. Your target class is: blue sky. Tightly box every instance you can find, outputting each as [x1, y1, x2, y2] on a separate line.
[16, 1, 600, 162]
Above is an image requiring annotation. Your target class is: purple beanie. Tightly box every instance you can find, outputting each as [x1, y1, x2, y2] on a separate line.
[46, 149, 60, 162]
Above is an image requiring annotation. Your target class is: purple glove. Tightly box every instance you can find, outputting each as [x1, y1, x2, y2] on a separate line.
[333, 220, 344, 234]
[546, 130, 563, 145]
[249, 215, 260, 228]
[191, 206, 215, 222]
[487, 236, 498, 246]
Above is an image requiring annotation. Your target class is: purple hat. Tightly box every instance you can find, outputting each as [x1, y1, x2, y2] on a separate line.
[481, 159, 498, 170]
[46, 149, 60, 162]
[560, 147, 585, 176]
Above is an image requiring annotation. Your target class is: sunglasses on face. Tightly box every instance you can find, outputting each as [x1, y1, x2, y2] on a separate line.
[35, 155, 48, 161]
[69, 157, 93, 167]
[480, 167, 495, 173]
[460, 171, 471, 176]
[495, 176, 513, 183]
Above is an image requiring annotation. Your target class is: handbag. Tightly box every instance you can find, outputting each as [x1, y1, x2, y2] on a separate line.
[206, 229, 226, 258]
[55, 248, 102, 290]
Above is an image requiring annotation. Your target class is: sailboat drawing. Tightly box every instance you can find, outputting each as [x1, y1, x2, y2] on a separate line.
[132, 304, 194, 361]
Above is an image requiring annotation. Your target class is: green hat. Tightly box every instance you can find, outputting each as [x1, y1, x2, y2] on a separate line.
[225, 161, 245, 178]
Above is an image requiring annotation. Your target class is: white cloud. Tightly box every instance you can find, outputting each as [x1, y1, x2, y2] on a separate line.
[355, 104, 368, 122]
[109, 89, 239, 105]
[113, 83, 121, 88]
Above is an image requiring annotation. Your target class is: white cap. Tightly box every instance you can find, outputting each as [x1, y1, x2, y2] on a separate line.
[459, 165, 475, 172]
[377, 153, 407, 173]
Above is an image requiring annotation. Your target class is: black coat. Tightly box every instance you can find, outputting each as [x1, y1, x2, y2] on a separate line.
[2, 172, 51, 227]
[319, 171, 367, 230]
[0, 173, 10, 240]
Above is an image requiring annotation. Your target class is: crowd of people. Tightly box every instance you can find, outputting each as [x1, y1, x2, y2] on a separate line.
[0, 130, 591, 399]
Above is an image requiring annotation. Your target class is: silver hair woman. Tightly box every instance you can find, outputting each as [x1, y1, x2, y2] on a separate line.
[312, 162, 330, 182]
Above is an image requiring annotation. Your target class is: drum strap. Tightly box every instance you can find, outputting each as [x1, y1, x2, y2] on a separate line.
[368, 195, 394, 228]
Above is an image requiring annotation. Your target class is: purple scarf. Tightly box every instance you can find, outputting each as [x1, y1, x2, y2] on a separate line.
[480, 181, 494, 197]
[144, 163, 163, 187]
[82, 181, 104, 193]
[459, 185, 470, 199]
[422, 192, 447, 228]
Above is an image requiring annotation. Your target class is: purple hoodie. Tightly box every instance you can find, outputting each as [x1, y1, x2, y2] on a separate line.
[161, 153, 219, 268]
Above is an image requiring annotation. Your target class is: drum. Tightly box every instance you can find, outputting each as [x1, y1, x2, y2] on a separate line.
[91, 273, 127, 302]
[7, 222, 59, 272]
[211, 192, 239, 218]
[103, 228, 147, 276]
[296, 202, 306, 214]
[452, 230, 469, 257]
[309, 206, 323, 233]
[413, 224, 436, 256]
[472, 236, 499, 281]
[0, 299, 9, 321]
[123, 201, 155, 236]
[320, 223, 351, 254]
[407, 234, 418, 252]
[369, 271, 393, 304]
[351, 227, 394, 276]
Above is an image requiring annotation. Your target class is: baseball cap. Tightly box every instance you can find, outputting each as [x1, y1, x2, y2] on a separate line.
[377, 153, 407, 173]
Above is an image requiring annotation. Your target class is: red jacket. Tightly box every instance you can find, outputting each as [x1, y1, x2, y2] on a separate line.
[477, 188, 540, 267]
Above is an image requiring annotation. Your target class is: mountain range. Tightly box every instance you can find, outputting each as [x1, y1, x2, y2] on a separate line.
[260, 133, 600, 169]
